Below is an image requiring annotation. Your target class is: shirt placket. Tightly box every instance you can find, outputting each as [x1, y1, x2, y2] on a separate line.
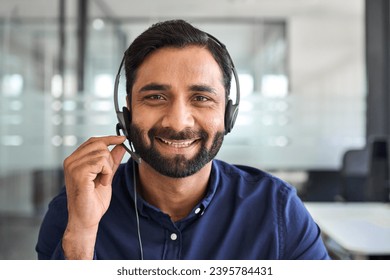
[162, 226, 182, 259]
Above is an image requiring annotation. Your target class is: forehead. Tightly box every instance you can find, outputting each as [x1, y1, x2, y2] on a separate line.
[134, 46, 224, 86]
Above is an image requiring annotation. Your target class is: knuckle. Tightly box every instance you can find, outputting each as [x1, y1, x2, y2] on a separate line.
[89, 148, 110, 159]
[63, 156, 73, 169]
[89, 156, 109, 167]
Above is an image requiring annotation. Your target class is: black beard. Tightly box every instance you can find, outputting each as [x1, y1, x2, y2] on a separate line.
[128, 124, 224, 178]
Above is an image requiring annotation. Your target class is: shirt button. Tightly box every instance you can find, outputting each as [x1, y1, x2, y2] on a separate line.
[195, 207, 201, 214]
[170, 233, 178, 241]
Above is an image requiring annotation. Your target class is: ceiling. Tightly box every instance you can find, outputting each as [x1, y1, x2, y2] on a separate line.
[0, 0, 363, 21]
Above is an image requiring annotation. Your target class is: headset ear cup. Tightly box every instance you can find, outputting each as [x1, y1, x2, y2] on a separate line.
[224, 100, 239, 134]
[122, 106, 132, 140]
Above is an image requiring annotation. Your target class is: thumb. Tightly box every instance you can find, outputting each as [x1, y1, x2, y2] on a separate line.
[110, 143, 126, 174]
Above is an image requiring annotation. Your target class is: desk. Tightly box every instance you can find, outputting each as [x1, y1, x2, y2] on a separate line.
[304, 202, 390, 259]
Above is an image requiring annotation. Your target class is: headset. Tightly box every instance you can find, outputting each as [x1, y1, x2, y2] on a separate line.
[112, 33, 240, 260]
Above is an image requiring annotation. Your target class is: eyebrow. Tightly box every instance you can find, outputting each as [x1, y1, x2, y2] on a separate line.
[139, 83, 170, 92]
[138, 83, 218, 95]
[189, 84, 218, 95]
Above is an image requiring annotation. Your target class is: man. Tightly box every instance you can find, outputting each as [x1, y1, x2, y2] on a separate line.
[36, 19, 330, 260]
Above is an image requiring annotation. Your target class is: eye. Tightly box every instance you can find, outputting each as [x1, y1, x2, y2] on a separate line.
[141, 94, 167, 106]
[145, 94, 165, 100]
[193, 95, 210, 102]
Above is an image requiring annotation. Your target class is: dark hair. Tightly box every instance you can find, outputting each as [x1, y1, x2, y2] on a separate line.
[124, 19, 232, 100]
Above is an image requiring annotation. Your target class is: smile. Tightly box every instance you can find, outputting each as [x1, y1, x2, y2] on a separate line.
[157, 137, 198, 148]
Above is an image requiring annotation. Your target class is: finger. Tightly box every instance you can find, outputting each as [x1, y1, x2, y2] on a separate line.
[95, 135, 127, 146]
[92, 145, 125, 187]
[65, 148, 112, 175]
[64, 136, 127, 188]
[84, 153, 116, 187]
[97, 164, 113, 187]
[74, 136, 126, 155]
[110, 144, 126, 174]
[66, 136, 127, 164]
[98, 145, 126, 186]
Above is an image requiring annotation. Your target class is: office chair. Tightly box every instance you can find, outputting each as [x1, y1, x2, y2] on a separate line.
[340, 147, 369, 201]
[340, 135, 390, 202]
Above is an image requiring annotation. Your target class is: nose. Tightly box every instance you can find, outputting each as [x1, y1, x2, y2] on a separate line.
[161, 99, 195, 131]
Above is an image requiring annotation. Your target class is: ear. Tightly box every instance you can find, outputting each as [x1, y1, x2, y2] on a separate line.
[224, 100, 239, 135]
[122, 106, 132, 140]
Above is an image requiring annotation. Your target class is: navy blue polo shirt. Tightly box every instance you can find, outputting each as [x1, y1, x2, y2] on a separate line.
[36, 159, 330, 260]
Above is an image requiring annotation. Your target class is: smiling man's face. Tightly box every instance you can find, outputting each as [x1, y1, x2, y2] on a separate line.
[128, 46, 226, 178]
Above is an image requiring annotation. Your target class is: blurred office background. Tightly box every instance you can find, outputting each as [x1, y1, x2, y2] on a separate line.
[0, 0, 389, 259]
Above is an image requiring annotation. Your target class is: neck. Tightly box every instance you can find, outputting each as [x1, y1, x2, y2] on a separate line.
[137, 161, 212, 222]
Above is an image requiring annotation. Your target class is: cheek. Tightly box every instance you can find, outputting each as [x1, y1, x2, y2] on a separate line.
[131, 108, 156, 128]
[201, 111, 225, 133]
[130, 114, 154, 142]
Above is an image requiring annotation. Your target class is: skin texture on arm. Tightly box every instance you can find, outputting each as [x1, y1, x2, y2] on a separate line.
[61, 136, 126, 259]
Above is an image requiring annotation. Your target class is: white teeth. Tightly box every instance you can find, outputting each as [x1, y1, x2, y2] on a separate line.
[159, 138, 194, 148]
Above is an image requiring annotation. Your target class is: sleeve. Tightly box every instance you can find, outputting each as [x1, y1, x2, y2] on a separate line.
[278, 184, 331, 260]
[35, 188, 68, 260]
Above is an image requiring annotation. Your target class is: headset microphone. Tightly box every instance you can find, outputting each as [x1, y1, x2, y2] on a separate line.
[113, 56, 142, 164]
[116, 123, 142, 164]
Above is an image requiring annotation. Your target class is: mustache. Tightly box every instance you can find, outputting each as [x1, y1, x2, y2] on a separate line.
[148, 127, 207, 141]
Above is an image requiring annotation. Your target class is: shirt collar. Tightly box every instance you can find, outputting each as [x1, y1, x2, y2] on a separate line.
[124, 159, 221, 225]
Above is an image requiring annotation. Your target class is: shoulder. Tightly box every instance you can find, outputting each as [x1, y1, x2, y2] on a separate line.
[110, 161, 137, 206]
[212, 160, 329, 259]
[111, 161, 133, 192]
[40, 187, 68, 232]
[213, 159, 296, 197]
[113, 161, 128, 180]
[45, 187, 68, 217]
[36, 187, 68, 259]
